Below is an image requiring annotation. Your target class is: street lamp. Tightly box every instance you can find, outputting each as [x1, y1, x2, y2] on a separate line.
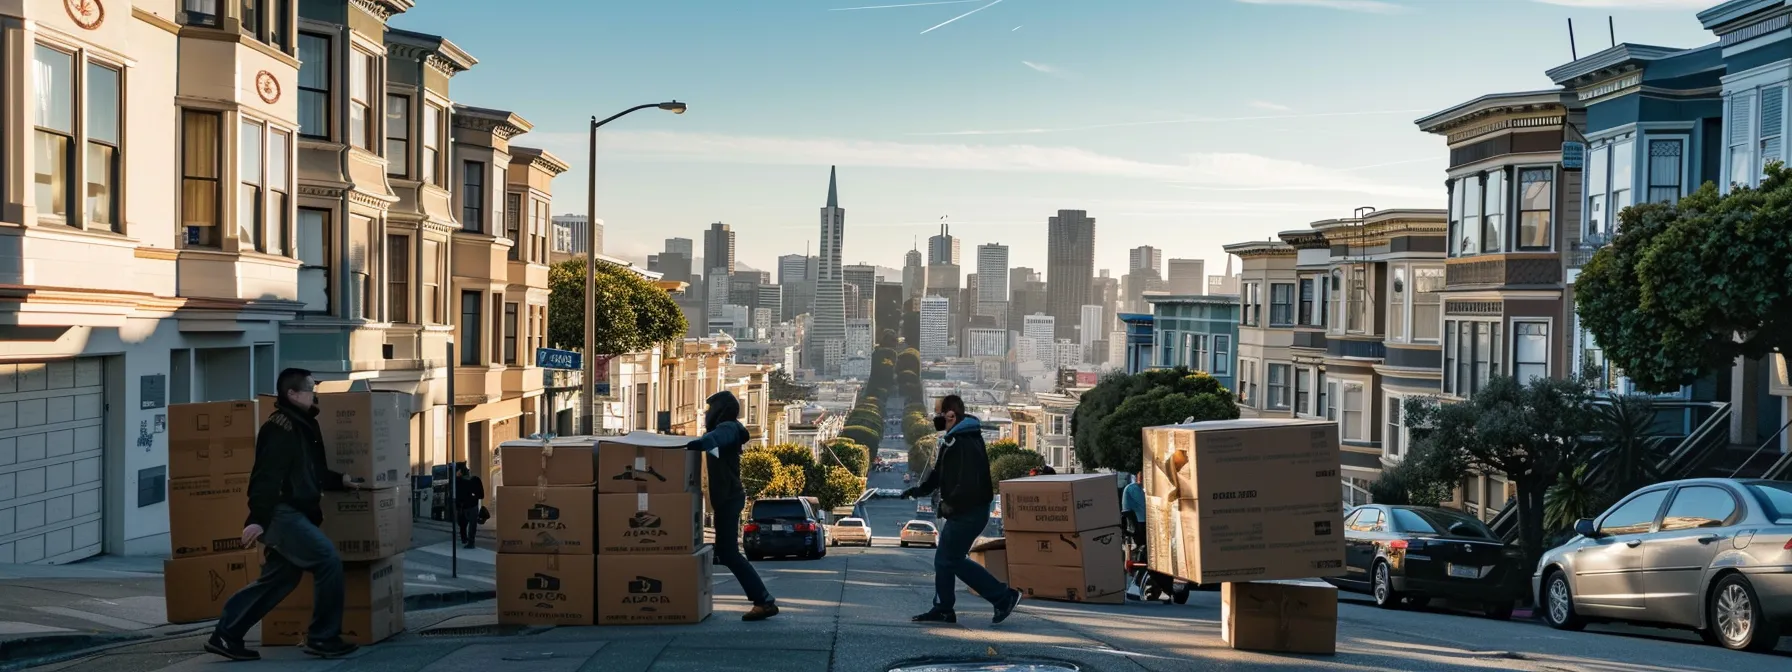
[584, 101, 687, 436]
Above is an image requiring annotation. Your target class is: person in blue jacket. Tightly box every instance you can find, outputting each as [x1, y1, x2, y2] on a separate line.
[686, 390, 778, 621]
[902, 394, 1023, 624]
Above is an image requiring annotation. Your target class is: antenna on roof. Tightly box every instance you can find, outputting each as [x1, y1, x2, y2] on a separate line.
[1609, 16, 1616, 48]
[1567, 18, 1578, 61]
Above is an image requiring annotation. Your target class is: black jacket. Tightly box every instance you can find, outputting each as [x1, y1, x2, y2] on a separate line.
[687, 391, 749, 507]
[911, 415, 994, 518]
[455, 475, 484, 508]
[244, 400, 346, 528]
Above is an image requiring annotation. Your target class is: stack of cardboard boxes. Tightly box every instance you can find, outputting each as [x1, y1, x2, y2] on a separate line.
[998, 474, 1125, 604]
[1141, 418, 1347, 655]
[164, 401, 264, 624]
[495, 436, 599, 626]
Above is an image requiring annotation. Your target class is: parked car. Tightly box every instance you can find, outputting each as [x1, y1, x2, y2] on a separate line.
[1535, 478, 1792, 652]
[900, 520, 939, 548]
[1324, 504, 1527, 619]
[831, 517, 873, 546]
[744, 497, 828, 561]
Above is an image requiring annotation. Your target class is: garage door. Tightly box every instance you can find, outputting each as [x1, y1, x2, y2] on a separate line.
[0, 359, 106, 564]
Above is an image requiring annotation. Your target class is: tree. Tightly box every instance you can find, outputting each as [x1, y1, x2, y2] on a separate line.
[547, 259, 686, 354]
[986, 439, 1024, 465]
[1403, 375, 1598, 566]
[762, 464, 806, 498]
[740, 450, 782, 500]
[991, 452, 1045, 483]
[1072, 368, 1240, 474]
[763, 442, 816, 470]
[1575, 166, 1792, 393]
[824, 439, 869, 477]
[814, 465, 865, 511]
[1589, 395, 1672, 497]
[839, 425, 880, 449]
[768, 368, 815, 404]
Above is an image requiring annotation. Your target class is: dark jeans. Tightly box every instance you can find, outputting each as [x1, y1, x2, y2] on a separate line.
[216, 505, 344, 644]
[457, 504, 479, 544]
[712, 494, 774, 607]
[933, 510, 1009, 612]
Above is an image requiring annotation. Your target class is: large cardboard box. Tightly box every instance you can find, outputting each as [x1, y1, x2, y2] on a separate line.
[262, 556, 405, 646]
[999, 474, 1122, 533]
[496, 486, 596, 555]
[498, 439, 596, 487]
[168, 473, 251, 558]
[596, 492, 702, 556]
[164, 550, 263, 623]
[1220, 581, 1339, 655]
[595, 432, 702, 494]
[1006, 526, 1125, 604]
[596, 546, 714, 625]
[313, 390, 412, 488]
[273, 555, 403, 610]
[1008, 563, 1125, 604]
[167, 400, 262, 479]
[1142, 419, 1347, 584]
[497, 553, 596, 626]
[968, 537, 1008, 598]
[318, 486, 413, 561]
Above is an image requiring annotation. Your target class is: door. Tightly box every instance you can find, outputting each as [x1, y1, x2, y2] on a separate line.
[1642, 484, 1741, 626]
[0, 359, 106, 564]
[1572, 487, 1669, 617]
[1342, 507, 1382, 587]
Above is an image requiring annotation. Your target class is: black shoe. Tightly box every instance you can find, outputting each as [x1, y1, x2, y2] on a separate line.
[463, 541, 476, 549]
[911, 610, 957, 624]
[992, 589, 1023, 624]
[302, 639, 360, 658]
[204, 634, 260, 661]
[743, 603, 780, 621]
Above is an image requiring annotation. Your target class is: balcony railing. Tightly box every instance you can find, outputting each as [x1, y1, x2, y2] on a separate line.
[1568, 233, 1611, 270]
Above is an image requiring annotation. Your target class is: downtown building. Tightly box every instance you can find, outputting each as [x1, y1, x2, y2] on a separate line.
[806, 167, 847, 375]
[1045, 210, 1095, 341]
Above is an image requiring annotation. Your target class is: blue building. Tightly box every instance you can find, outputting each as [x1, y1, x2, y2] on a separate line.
[1117, 313, 1155, 375]
[1146, 294, 1240, 391]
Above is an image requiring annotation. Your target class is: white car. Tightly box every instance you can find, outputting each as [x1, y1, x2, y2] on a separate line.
[830, 517, 873, 546]
[900, 520, 939, 548]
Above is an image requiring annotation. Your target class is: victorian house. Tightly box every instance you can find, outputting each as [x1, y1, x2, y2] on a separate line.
[1220, 240, 1295, 418]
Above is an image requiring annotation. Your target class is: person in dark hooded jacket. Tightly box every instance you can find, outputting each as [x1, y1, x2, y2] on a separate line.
[686, 390, 778, 621]
[902, 394, 1022, 625]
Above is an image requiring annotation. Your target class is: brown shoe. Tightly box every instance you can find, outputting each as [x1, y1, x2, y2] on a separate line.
[742, 604, 780, 621]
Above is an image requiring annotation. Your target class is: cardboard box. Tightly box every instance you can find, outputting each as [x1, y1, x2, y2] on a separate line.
[1006, 526, 1125, 570]
[968, 537, 1008, 598]
[496, 486, 596, 555]
[318, 486, 413, 561]
[1007, 563, 1125, 604]
[498, 439, 596, 487]
[273, 556, 403, 609]
[261, 556, 405, 646]
[313, 390, 412, 488]
[999, 474, 1122, 533]
[596, 492, 701, 555]
[1142, 419, 1346, 584]
[497, 553, 596, 626]
[168, 473, 251, 558]
[597, 546, 714, 625]
[164, 550, 263, 623]
[596, 432, 702, 494]
[1220, 581, 1339, 655]
[167, 400, 262, 479]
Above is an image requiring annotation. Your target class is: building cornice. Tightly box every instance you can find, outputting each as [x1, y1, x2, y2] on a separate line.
[349, 0, 414, 22]
[385, 28, 477, 76]
[1545, 43, 1698, 86]
[1278, 229, 1329, 250]
[1700, 0, 1786, 32]
[1415, 90, 1577, 136]
[1221, 240, 1295, 259]
[454, 105, 533, 140]
[510, 147, 571, 176]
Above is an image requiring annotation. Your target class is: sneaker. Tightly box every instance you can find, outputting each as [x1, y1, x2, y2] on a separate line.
[992, 589, 1023, 624]
[910, 610, 957, 624]
[203, 634, 260, 661]
[742, 603, 780, 621]
[301, 639, 360, 658]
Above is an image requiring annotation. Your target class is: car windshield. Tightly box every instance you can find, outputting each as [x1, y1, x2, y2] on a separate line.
[752, 500, 808, 520]
[905, 523, 932, 531]
[1746, 482, 1792, 521]
[1391, 508, 1495, 539]
[838, 520, 863, 527]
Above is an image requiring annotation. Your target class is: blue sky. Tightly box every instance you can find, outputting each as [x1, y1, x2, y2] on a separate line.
[395, 0, 1717, 279]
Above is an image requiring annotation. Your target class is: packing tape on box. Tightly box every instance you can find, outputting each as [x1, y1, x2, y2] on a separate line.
[1159, 441, 1192, 576]
[637, 493, 649, 512]
[537, 435, 555, 489]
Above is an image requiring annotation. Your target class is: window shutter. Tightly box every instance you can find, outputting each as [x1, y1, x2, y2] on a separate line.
[1731, 93, 1755, 146]
[1762, 87, 1785, 165]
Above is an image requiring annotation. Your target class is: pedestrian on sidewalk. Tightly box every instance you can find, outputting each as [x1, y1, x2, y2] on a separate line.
[686, 390, 779, 621]
[901, 394, 1023, 625]
[206, 368, 366, 661]
[455, 465, 484, 549]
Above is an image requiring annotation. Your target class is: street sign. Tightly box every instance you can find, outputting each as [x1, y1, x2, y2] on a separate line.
[535, 348, 581, 370]
[1561, 141, 1585, 170]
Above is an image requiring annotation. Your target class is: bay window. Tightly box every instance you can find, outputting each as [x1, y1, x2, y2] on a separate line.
[1242, 281, 1262, 326]
[1518, 168, 1553, 249]
[296, 208, 331, 312]
[239, 121, 263, 249]
[1268, 364, 1290, 411]
[1586, 137, 1634, 241]
[505, 193, 522, 260]
[347, 215, 374, 319]
[1212, 335, 1230, 376]
[1459, 175, 1482, 255]
[1341, 382, 1364, 441]
[34, 45, 75, 221]
[501, 299, 520, 365]
[1239, 359, 1256, 406]
[386, 234, 410, 323]
[1294, 368, 1312, 415]
[1646, 139, 1684, 203]
[1412, 266, 1443, 342]
[349, 48, 373, 150]
[1327, 269, 1343, 335]
[1388, 266, 1406, 343]
[1447, 179, 1462, 256]
[181, 110, 223, 247]
[1484, 169, 1506, 253]
[1513, 321, 1549, 383]
[386, 95, 410, 178]
[1610, 139, 1633, 222]
[1190, 334, 1208, 372]
[491, 295, 505, 363]
[1385, 394, 1405, 459]
[1269, 283, 1294, 327]
[1762, 88, 1785, 180]
[182, 0, 220, 26]
[1587, 143, 1610, 239]
[1443, 320, 1503, 398]
[86, 63, 121, 232]
[297, 34, 330, 138]
[423, 103, 443, 185]
[459, 291, 482, 366]
[268, 132, 290, 255]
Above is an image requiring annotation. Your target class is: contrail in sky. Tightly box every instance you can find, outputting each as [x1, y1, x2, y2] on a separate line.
[920, 0, 1004, 34]
[830, 0, 979, 10]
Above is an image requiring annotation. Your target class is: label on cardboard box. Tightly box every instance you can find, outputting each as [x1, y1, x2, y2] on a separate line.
[164, 550, 263, 624]
[497, 553, 596, 626]
[498, 440, 596, 487]
[596, 434, 702, 494]
[319, 487, 412, 561]
[314, 391, 412, 488]
[168, 473, 250, 558]
[998, 474, 1122, 533]
[597, 547, 714, 625]
[1221, 580, 1339, 655]
[596, 492, 701, 555]
[496, 486, 595, 555]
[168, 401, 262, 479]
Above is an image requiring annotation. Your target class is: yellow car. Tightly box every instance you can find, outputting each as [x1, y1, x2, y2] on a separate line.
[900, 520, 939, 548]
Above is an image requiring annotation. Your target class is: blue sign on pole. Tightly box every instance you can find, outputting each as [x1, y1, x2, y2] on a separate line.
[1561, 141, 1585, 170]
[535, 348, 582, 370]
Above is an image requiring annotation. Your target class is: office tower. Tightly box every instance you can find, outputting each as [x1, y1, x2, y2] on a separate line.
[706, 266, 731, 332]
[976, 243, 1009, 311]
[704, 222, 736, 275]
[665, 237, 693, 257]
[1022, 314, 1055, 340]
[1122, 268, 1165, 313]
[843, 283, 861, 321]
[843, 264, 877, 320]
[1129, 245, 1162, 275]
[902, 248, 924, 300]
[1091, 271, 1120, 333]
[1009, 280, 1048, 337]
[809, 167, 848, 375]
[928, 223, 960, 265]
[1009, 266, 1040, 291]
[1167, 258, 1205, 295]
[844, 319, 874, 379]
[1079, 304, 1104, 349]
[926, 263, 960, 295]
[778, 253, 809, 285]
[1047, 210, 1096, 340]
[756, 284, 784, 322]
[551, 215, 594, 257]
[1208, 255, 1238, 295]
[920, 295, 953, 361]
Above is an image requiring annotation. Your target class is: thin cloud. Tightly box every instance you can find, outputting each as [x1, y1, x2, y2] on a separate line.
[1022, 61, 1069, 77]
[909, 108, 1434, 137]
[1338, 157, 1436, 171]
[830, 0, 980, 11]
[1533, 0, 1710, 8]
[921, 0, 1004, 34]
[1236, 0, 1405, 13]
[1012, 25, 1022, 31]
[538, 130, 1435, 201]
[1249, 100, 1292, 112]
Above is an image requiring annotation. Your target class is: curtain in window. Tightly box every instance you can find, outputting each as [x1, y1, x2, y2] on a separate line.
[1647, 140, 1683, 204]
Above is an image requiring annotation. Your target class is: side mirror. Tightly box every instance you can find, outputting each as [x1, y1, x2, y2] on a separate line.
[1573, 518, 1599, 538]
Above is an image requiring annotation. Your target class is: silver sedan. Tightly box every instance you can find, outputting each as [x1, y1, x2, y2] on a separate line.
[1534, 478, 1792, 652]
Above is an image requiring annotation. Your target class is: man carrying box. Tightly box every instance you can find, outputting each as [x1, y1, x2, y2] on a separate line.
[206, 369, 366, 661]
[901, 394, 1023, 625]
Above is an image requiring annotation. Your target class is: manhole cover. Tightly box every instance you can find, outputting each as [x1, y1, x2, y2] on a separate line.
[889, 661, 1079, 672]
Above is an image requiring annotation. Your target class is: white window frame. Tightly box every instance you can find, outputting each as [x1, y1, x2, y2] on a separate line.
[1387, 265, 1408, 344]
[1483, 167, 1507, 254]
[1644, 135, 1690, 205]
[1327, 269, 1345, 336]
[1267, 363, 1291, 411]
[1345, 265, 1370, 335]
[1339, 380, 1366, 442]
[1585, 142, 1611, 240]
[1294, 366, 1314, 417]
[1411, 264, 1443, 343]
[1384, 392, 1407, 462]
[1510, 317, 1553, 385]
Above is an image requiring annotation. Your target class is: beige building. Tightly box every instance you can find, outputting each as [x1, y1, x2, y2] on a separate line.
[1221, 241, 1296, 418]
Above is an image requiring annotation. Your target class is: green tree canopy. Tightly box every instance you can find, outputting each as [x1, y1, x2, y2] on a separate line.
[991, 452, 1046, 484]
[813, 465, 865, 511]
[762, 464, 806, 498]
[1071, 368, 1240, 473]
[985, 439, 1023, 465]
[739, 450, 782, 500]
[1575, 166, 1792, 393]
[763, 442, 816, 470]
[839, 425, 881, 449]
[768, 368, 815, 404]
[548, 259, 687, 354]
[824, 439, 870, 477]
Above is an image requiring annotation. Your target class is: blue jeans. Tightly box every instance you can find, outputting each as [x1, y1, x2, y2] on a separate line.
[713, 493, 774, 607]
[934, 510, 1009, 612]
[215, 506, 345, 644]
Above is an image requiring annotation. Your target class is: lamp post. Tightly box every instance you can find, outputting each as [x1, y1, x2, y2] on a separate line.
[584, 101, 687, 435]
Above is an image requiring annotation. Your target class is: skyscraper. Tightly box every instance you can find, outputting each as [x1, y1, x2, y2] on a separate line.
[976, 243, 1009, 314]
[1047, 210, 1096, 341]
[810, 167, 848, 375]
[928, 223, 960, 265]
[665, 237, 693, 257]
[703, 222, 736, 275]
[778, 253, 809, 286]
[919, 295, 952, 361]
[1167, 258, 1206, 295]
[1129, 245, 1162, 275]
[843, 264, 878, 320]
[902, 248, 924, 301]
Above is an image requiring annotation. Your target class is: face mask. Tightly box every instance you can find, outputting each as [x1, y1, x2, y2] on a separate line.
[932, 415, 949, 432]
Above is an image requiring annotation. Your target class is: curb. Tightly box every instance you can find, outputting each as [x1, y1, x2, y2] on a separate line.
[405, 588, 498, 611]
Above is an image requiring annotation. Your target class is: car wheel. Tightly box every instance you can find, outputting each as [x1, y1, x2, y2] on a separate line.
[1172, 584, 1191, 605]
[1372, 561, 1404, 609]
[1483, 600, 1515, 621]
[830, 538, 838, 547]
[901, 541, 909, 547]
[1709, 574, 1781, 652]
[1543, 570, 1586, 631]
